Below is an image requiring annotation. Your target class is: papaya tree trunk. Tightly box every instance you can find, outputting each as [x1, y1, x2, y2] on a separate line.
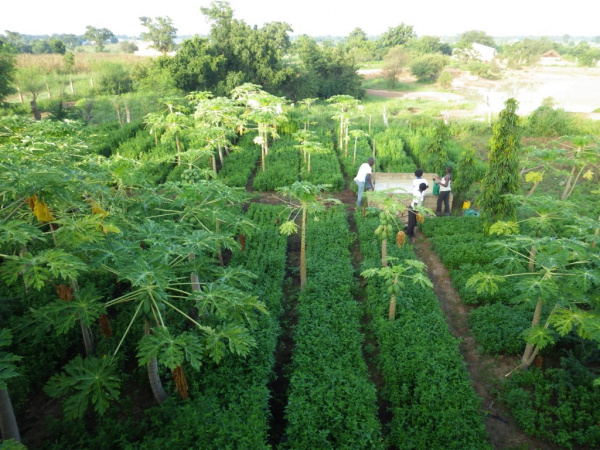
[0, 389, 20, 443]
[338, 114, 344, 151]
[144, 322, 168, 404]
[528, 245, 536, 272]
[217, 144, 224, 168]
[189, 254, 201, 291]
[521, 297, 543, 367]
[344, 124, 349, 157]
[216, 220, 224, 266]
[566, 166, 585, 199]
[388, 294, 396, 321]
[353, 137, 358, 164]
[307, 153, 311, 175]
[175, 134, 181, 166]
[527, 181, 540, 196]
[382, 238, 388, 267]
[561, 166, 576, 200]
[300, 207, 307, 291]
[80, 319, 94, 357]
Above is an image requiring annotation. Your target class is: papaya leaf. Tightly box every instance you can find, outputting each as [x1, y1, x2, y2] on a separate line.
[466, 272, 505, 295]
[523, 325, 555, 350]
[0, 220, 45, 246]
[44, 355, 120, 420]
[279, 220, 298, 236]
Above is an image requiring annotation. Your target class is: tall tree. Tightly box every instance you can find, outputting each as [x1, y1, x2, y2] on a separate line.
[83, 26, 114, 52]
[0, 44, 16, 102]
[458, 30, 496, 48]
[382, 45, 409, 88]
[478, 98, 521, 231]
[200, 1, 293, 94]
[379, 23, 416, 48]
[139, 16, 178, 54]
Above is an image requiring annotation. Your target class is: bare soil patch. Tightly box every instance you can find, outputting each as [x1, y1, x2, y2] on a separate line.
[363, 66, 600, 120]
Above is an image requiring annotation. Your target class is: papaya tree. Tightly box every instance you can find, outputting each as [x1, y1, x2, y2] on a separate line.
[276, 182, 340, 291]
[189, 92, 244, 171]
[467, 203, 600, 372]
[365, 189, 429, 266]
[349, 129, 369, 164]
[89, 177, 264, 405]
[362, 259, 432, 320]
[327, 94, 359, 153]
[231, 83, 287, 172]
[293, 130, 328, 175]
[145, 96, 191, 166]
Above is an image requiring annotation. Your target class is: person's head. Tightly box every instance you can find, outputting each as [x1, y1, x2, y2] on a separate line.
[419, 182, 428, 192]
[445, 166, 452, 174]
[368, 157, 375, 167]
[415, 169, 424, 178]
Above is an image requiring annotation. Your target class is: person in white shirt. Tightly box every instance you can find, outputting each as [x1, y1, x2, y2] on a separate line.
[406, 182, 428, 238]
[354, 157, 375, 208]
[412, 169, 429, 195]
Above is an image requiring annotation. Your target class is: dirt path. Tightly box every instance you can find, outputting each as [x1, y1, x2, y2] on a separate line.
[411, 229, 555, 450]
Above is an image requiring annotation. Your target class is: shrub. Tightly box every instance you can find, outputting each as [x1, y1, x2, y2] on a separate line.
[469, 303, 531, 354]
[410, 54, 449, 82]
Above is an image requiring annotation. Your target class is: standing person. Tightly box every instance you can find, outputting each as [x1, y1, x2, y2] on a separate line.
[434, 166, 452, 216]
[354, 157, 375, 209]
[406, 182, 427, 238]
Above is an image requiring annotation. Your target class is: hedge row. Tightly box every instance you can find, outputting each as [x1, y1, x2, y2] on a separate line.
[285, 207, 382, 448]
[356, 212, 490, 449]
[219, 133, 261, 188]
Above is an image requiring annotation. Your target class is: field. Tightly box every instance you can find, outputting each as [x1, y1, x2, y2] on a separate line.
[1, 80, 599, 449]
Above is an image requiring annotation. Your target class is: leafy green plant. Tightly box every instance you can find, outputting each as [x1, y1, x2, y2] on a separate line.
[44, 355, 120, 420]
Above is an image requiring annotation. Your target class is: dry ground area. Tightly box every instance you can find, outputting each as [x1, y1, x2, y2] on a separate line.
[362, 66, 600, 121]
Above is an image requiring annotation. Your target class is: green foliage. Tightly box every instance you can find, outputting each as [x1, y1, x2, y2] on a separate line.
[285, 208, 382, 447]
[292, 36, 363, 99]
[93, 62, 132, 95]
[410, 54, 449, 82]
[378, 23, 416, 48]
[44, 355, 121, 420]
[458, 30, 496, 48]
[372, 126, 416, 172]
[502, 359, 600, 447]
[525, 105, 573, 137]
[252, 136, 300, 190]
[218, 136, 261, 187]
[83, 26, 114, 52]
[201, 2, 293, 95]
[356, 214, 490, 449]
[0, 46, 16, 102]
[0, 329, 21, 389]
[469, 303, 533, 354]
[140, 16, 177, 54]
[478, 98, 521, 229]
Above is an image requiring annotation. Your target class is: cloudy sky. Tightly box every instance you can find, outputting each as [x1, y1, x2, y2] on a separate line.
[1, 0, 596, 38]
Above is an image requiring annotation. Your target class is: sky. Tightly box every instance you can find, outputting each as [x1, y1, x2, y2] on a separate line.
[1, 0, 597, 39]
